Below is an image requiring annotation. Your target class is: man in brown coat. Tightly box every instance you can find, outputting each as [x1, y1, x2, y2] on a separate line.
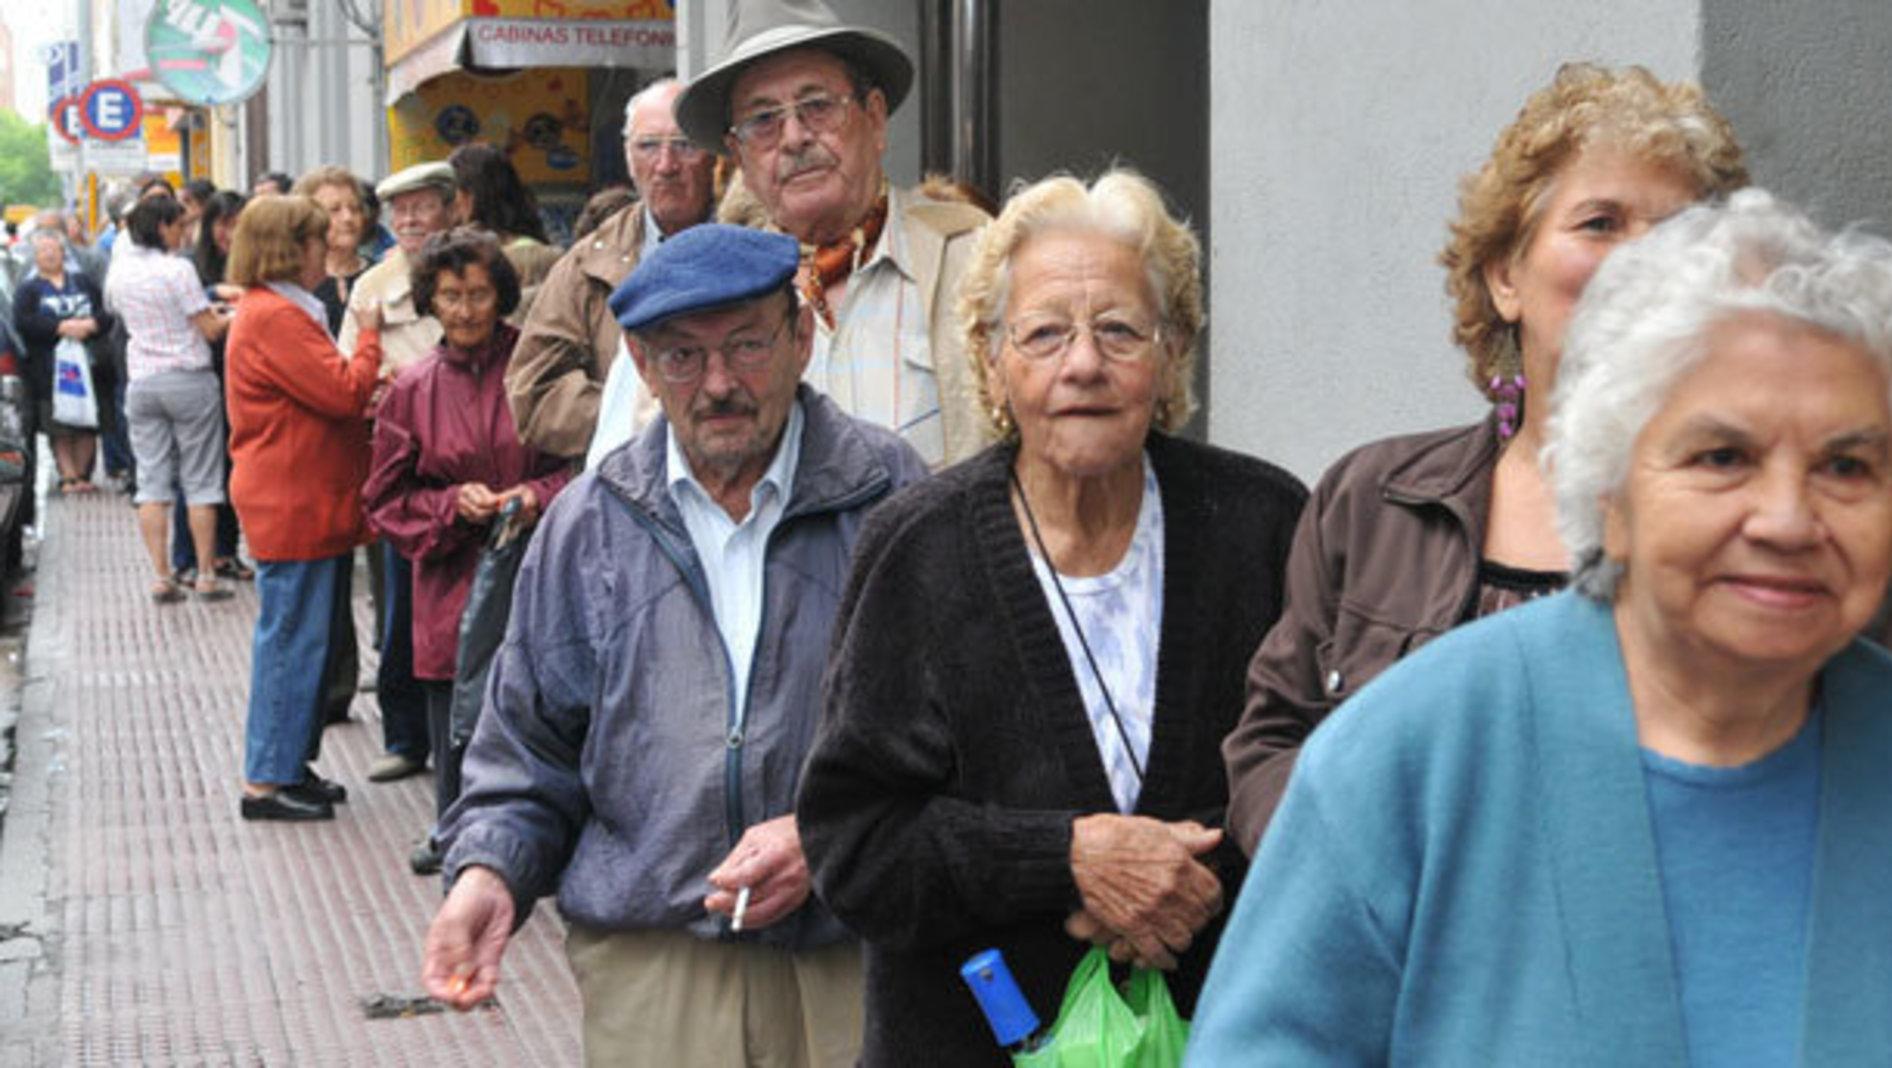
[505, 79, 716, 458]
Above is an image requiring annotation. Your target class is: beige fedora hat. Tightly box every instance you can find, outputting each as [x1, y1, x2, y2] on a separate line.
[674, 0, 914, 151]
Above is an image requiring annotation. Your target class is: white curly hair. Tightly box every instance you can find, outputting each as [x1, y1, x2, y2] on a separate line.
[1546, 187, 1892, 599]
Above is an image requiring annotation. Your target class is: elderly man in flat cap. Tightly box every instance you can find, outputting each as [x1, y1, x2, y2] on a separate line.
[422, 224, 926, 1066]
[335, 161, 459, 800]
[674, 0, 990, 468]
[506, 78, 717, 459]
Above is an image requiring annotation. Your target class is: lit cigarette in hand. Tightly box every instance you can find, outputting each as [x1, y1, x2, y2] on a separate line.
[448, 970, 471, 997]
[731, 886, 752, 932]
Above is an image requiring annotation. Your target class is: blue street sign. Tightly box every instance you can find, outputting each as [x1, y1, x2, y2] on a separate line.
[42, 41, 82, 111]
[79, 81, 145, 142]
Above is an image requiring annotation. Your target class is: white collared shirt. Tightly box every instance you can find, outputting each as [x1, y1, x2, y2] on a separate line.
[665, 399, 805, 728]
[805, 187, 943, 465]
[266, 280, 333, 340]
[639, 205, 665, 261]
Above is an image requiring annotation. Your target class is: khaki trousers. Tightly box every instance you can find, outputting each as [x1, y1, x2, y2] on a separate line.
[565, 924, 864, 1068]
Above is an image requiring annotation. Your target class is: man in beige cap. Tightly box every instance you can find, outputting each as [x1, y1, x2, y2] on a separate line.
[505, 78, 717, 458]
[338, 161, 457, 371]
[676, 0, 990, 467]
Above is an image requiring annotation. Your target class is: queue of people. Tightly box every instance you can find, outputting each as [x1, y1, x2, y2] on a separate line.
[411, 3, 1892, 1065]
[9, 0, 1892, 1063]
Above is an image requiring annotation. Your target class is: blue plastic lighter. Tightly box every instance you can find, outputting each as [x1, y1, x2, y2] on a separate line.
[960, 948, 1047, 1052]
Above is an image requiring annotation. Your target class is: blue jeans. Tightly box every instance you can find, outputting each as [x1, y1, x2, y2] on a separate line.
[378, 542, 430, 761]
[244, 555, 349, 785]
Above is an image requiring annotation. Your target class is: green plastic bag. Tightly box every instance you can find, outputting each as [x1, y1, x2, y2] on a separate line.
[1013, 947, 1191, 1067]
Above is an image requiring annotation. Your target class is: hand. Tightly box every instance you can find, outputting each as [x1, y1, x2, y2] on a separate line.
[1066, 907, 1161, 968]
[56, 318, 95, 340]
[494, 485, 540, 526]
[421, 866, 515, 1010]
[1069, 815, 1224, 971]
[704, 815, 811, 931]
[455, 482, 500, 523]
[353, 300, 384, 336]
[212, 283, 244, 303]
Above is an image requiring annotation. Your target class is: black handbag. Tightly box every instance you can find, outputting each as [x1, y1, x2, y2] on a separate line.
[449, 497, 532, 748]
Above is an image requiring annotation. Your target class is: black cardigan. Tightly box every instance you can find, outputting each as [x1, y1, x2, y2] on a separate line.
[799, 433, 1306, 1066]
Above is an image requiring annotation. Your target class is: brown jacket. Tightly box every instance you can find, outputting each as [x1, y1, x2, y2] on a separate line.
[1223, 417, 1501, 855]
[504, 205, 649, 458]
[1223, 413, 1892, 856]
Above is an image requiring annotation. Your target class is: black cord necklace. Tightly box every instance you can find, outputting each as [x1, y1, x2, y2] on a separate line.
[1009, 465, 1147, 787]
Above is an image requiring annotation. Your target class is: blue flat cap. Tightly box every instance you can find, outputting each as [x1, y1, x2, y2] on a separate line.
[609, 224, 801, 332]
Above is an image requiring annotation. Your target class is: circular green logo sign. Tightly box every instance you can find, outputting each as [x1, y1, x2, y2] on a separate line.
[145, 0, 273, 106]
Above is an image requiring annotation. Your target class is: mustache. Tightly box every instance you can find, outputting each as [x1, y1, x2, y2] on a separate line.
[775, 144, 837, 182]
[692, 394, 758, 420]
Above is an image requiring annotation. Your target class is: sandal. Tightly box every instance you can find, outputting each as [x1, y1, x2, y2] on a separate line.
[194, 577, 235, 603]
[149, 578, 186, 605]
[214, 558, 256, 581]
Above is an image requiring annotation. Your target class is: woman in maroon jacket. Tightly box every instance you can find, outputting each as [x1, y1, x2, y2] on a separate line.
[363, 228, 570, 872]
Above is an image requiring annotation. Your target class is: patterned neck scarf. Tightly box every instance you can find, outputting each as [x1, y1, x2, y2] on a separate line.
[796, 185, 889, 330]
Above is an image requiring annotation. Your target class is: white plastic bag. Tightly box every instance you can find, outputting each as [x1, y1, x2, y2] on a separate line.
[51, 338, 98, 429]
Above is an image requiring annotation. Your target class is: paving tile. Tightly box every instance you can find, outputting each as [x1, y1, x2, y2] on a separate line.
[23, 492, 582, 1065]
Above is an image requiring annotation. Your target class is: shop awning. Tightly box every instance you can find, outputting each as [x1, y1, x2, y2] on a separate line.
[383, 1, 677, 106]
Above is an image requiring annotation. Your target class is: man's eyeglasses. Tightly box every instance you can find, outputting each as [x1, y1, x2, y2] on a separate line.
[1004, 314, 1164, 363]
[650, 313, 794, 382]
[629, 136, 708, 161]
[729, 92, 856, 149]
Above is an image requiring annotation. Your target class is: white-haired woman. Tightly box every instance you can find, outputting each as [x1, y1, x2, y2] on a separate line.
[1187, 189, 1892, 1064]
[1222, 63, 1753, 853]
[796, 170, 1307, 1065]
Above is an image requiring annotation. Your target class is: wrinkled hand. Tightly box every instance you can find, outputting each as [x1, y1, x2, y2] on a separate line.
[494, 485, 540, 526]
[421, 865, 515, 1010]
[1069, 814, 1224, 971]
[704, 815, 810, 931]
[456, 482, 500, 523]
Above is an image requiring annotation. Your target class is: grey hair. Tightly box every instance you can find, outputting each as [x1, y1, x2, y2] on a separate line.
[1545, 187, 1892, 598]
[623, 77, 681, 137]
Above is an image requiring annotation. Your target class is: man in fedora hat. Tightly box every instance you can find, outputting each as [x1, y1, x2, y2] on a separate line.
[676, 0, 992, 468]
[422, 224, 926, 1066]
[506, 78, 718, 458]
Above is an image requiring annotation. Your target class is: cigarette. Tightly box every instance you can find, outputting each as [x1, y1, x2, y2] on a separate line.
[732, 886, 752, 932]
[448, 971, 471, 997]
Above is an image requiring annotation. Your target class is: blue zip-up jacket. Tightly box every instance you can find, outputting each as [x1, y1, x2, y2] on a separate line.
[441, 385, 929, 949]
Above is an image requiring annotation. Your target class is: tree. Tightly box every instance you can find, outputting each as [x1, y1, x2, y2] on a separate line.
[0, 111, 63, 208]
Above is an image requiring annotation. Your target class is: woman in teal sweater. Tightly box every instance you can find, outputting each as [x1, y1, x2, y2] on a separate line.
[1189, 191, 1892, 1065]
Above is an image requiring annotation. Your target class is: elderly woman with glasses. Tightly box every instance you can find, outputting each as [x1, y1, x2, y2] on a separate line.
[1222, 63, 1753, 854]
[796, 169, 1307, 1066]
[363, 227, 571, 873]
[1188, 190, 1892, 1064]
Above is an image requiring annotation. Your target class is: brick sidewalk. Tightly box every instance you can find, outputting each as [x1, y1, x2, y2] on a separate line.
[0, 490, 580, 1066]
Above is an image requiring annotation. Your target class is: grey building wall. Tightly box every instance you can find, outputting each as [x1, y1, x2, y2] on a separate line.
[1701, 0, 1892, 233]
[263, 2, 384, 184]
[1205, 1, 1700, 483]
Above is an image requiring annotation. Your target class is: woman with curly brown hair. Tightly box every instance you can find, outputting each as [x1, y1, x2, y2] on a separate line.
[1222, 63, 1750, 854]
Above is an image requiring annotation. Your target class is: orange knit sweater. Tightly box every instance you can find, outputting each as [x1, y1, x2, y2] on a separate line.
[225, 286, 383, 561]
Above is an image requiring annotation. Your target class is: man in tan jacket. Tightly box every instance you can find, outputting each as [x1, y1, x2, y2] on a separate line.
[675, 0, 992, 468]
[505, 79, 716, 458]
[337, 162, 456, 372]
